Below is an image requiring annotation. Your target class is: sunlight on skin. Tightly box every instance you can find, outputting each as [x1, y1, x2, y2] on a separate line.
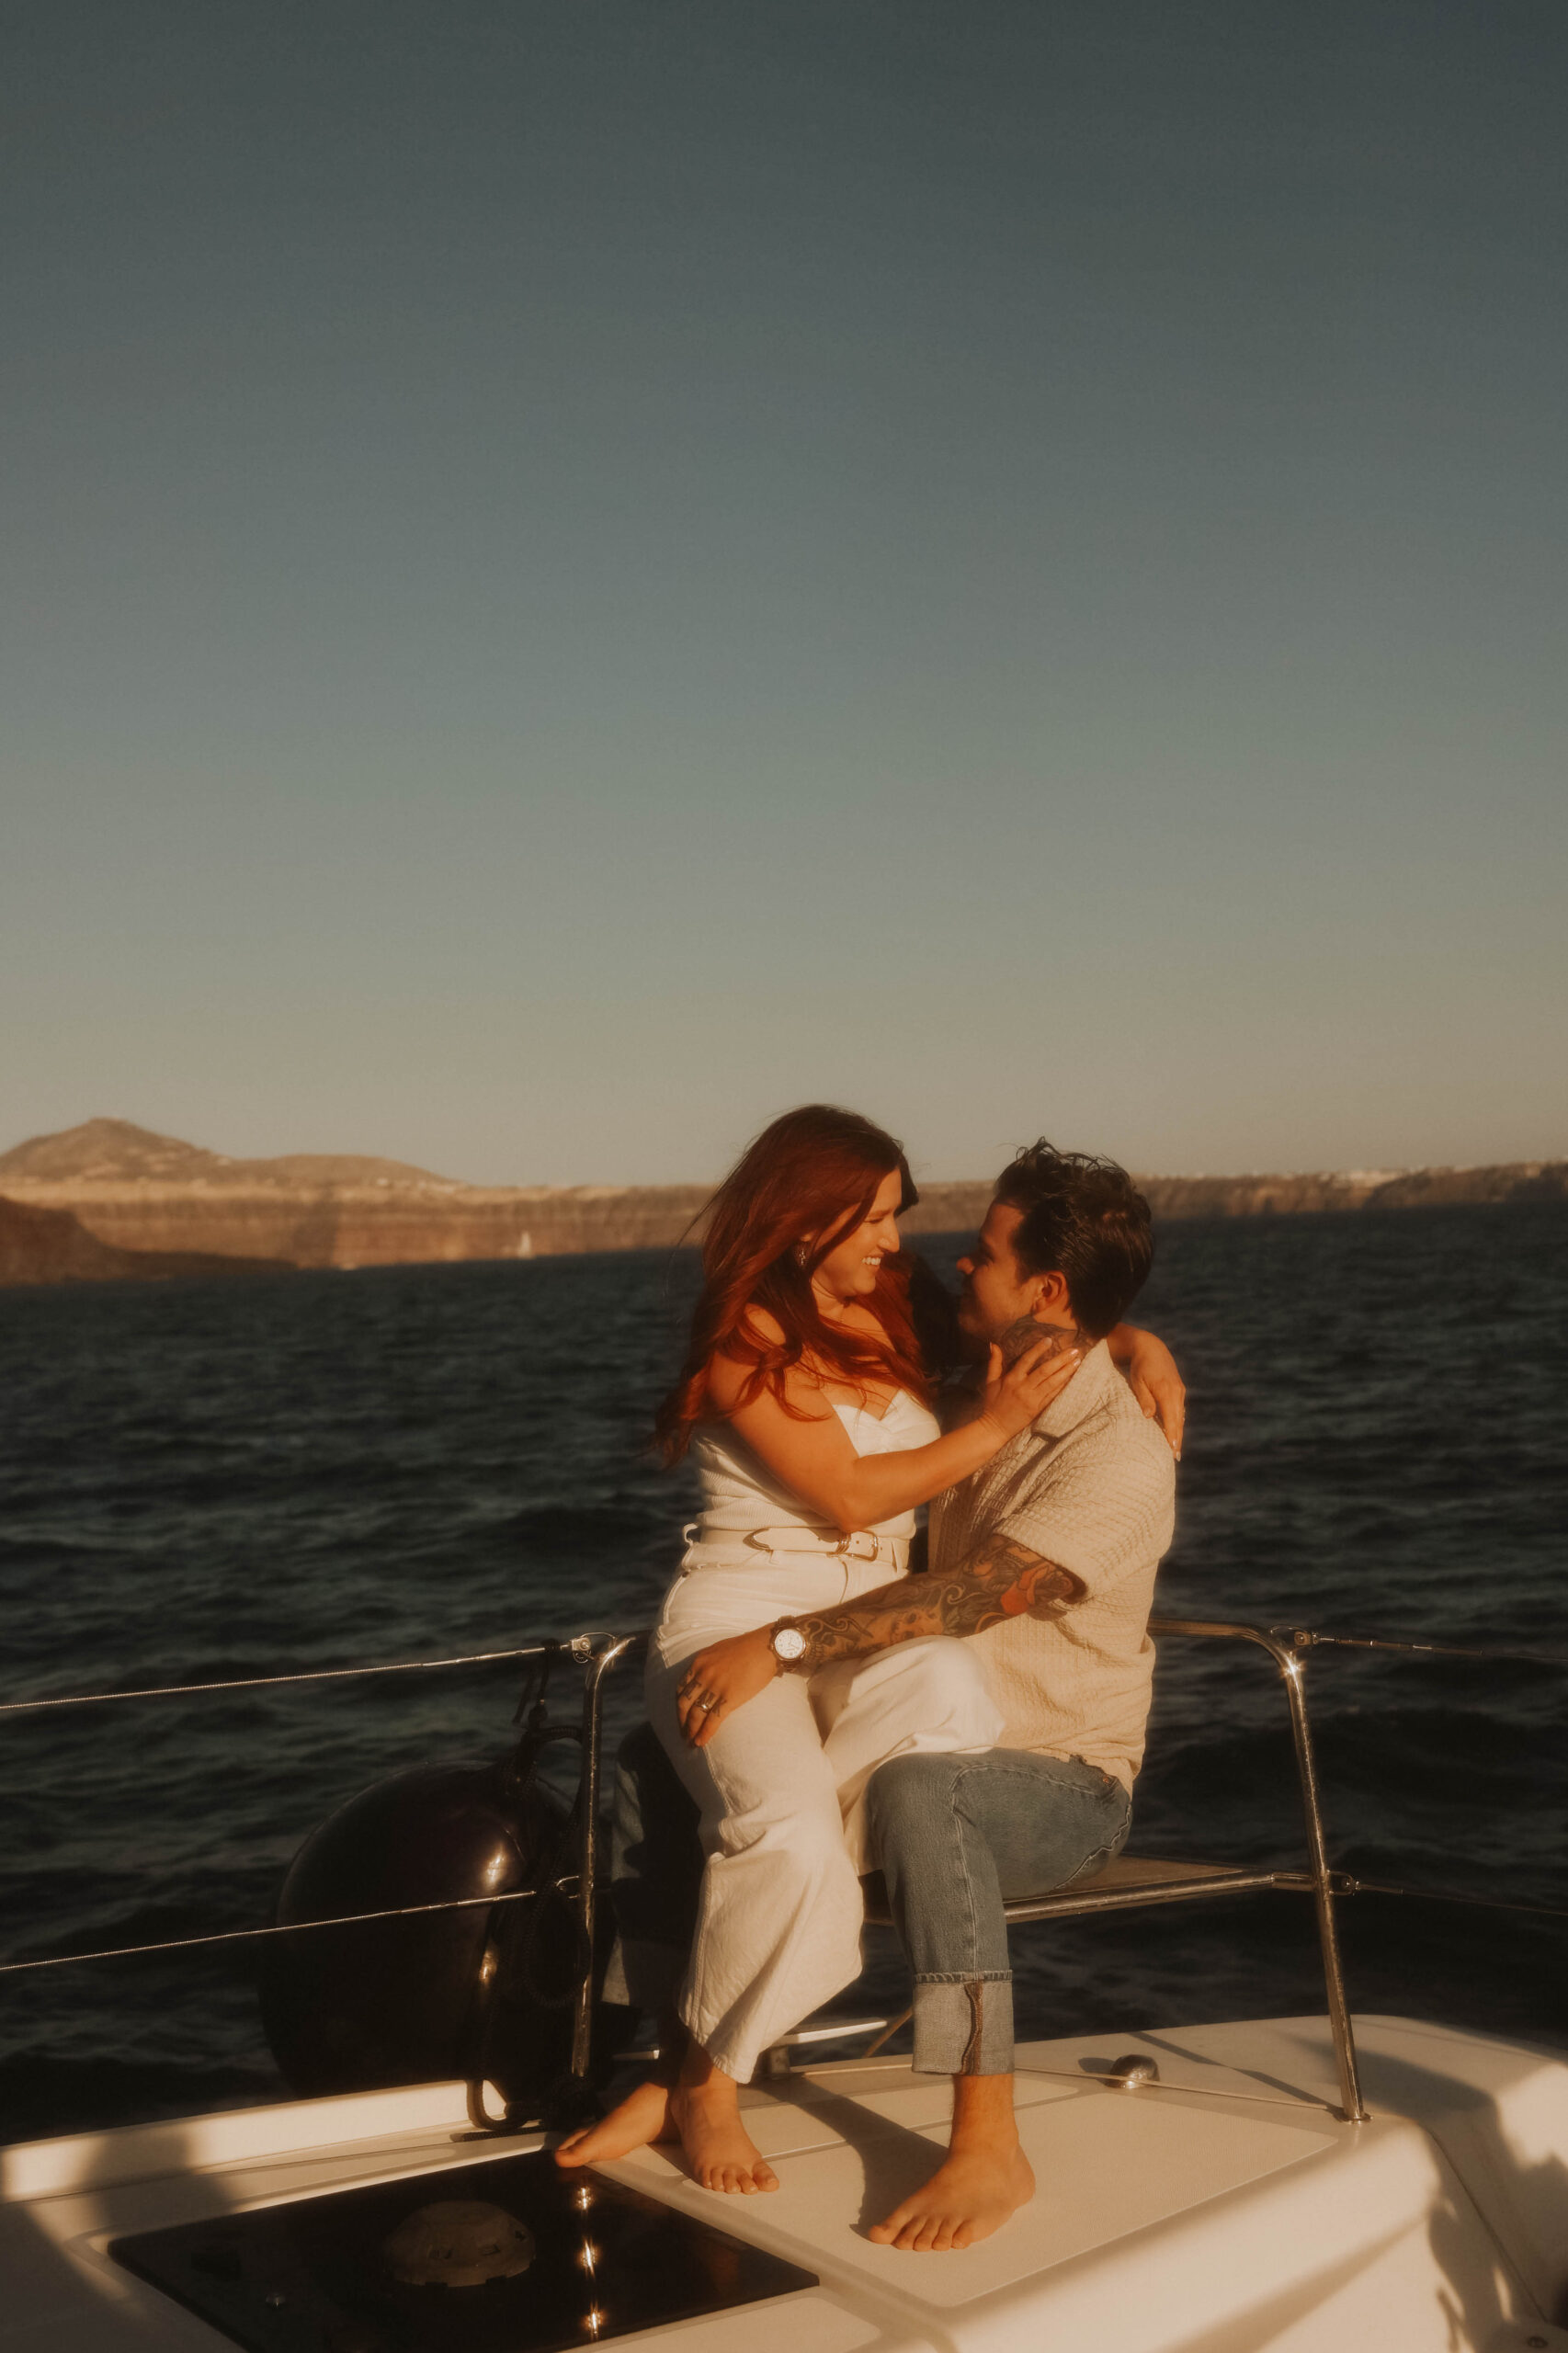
[554, 2076, 678, 2170]
[869, 2075, 1035, 2253]
[554, 2036, 778, 2195]
[561, 1191, 1166, 2239]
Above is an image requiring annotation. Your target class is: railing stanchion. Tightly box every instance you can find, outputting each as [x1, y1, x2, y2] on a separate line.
[571, 1634, 644, 2083]
[1274, 1633, 1368, 2123]
[1150, 1619, 1369, 2126]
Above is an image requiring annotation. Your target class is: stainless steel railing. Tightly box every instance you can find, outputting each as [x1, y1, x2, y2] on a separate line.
[566, 1618, 1368, 2117]
[5, 1616, 1566, 2137]
[1150, 1619, 1363, 2121]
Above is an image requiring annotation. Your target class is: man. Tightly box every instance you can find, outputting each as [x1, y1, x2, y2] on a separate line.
[562, 1142, 1178, 2253]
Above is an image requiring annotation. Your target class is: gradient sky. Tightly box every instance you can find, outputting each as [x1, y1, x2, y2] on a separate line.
[5, 1, 1563, 1185]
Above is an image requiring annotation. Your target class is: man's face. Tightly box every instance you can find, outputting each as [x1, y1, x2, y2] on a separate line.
[955, 1201, 1046, 1344]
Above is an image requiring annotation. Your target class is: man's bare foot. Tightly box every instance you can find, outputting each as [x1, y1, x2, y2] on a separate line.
[665, 2042, 778, 2194]
[869, 2139, 1034, 2251]
[869, 2073, 1032, 2252]
[554, 2076, 676, 2169]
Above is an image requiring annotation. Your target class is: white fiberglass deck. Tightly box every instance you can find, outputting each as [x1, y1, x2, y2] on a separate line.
[5, 2016, 1567, 2353]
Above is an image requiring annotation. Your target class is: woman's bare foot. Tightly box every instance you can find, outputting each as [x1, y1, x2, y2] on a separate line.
[554, 2076, 676, 2169]
[670, 2043, 778, 2193]
[869, 2140, 1034, 2251]
[869, 2073, 1033, 2251]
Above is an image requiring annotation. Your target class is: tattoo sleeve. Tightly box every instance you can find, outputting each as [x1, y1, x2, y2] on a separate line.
[780, 1530, 1085, 1674]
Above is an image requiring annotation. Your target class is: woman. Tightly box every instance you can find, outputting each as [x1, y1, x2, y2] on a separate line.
[562, 1106, 1173, 2194]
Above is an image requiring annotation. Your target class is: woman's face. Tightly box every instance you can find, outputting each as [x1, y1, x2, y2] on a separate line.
[807, 1167, 904, 1305]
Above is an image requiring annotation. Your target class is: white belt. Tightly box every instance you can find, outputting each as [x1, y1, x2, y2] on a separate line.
[691, 1526, 906, 1569]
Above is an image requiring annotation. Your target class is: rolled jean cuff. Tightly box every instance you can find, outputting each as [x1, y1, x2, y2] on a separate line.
[912, 1972, 1014, 2077]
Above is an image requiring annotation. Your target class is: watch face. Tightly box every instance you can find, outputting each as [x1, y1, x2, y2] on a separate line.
[772, 1625, 807, 1660]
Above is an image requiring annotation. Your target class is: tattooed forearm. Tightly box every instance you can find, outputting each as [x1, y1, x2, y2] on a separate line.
[778, 1531, 1085, 1673]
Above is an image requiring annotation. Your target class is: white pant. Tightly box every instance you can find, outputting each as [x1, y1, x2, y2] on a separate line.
[647, 1542, 1003, 2082]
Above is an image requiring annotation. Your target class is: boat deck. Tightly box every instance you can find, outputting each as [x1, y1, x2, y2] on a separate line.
[5, 2014, 1567, 2353]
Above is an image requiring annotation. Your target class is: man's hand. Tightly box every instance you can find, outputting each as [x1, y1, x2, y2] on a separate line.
[1117, 1328, 1186, 1458]
[676, 1629, 777, 1747]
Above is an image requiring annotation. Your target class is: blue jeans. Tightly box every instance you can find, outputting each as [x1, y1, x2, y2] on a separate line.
[864, 1748, 1132, 2077]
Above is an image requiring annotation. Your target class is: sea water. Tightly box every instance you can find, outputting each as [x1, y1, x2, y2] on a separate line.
[2, 1205, 1564, 2140]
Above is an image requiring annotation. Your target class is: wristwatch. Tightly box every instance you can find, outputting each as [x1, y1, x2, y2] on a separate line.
[769, 1621, 808, 1671]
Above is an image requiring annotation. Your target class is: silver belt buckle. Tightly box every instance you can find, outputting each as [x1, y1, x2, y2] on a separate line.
[838, 1531, 877, 1562]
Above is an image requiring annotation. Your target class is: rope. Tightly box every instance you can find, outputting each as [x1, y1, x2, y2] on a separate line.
[17, 1625, 1556, 1718]
[1348, 1877, 1568, 1923]
[1292, 1631, 1568, 1668]
[12, 1869, 1564, 1982]
[1013, 2063, 1335, 2115]
[0, 1643, 558, 1716]
[0, 1882, 577, 1976]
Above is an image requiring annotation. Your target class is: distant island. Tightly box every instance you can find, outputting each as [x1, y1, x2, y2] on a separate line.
[1, 1117, 1563, 1288]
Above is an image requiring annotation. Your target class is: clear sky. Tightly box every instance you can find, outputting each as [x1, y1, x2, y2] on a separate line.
[5, 1, 1564, 1185]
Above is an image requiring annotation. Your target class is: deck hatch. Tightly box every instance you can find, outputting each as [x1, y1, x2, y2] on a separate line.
[110, 2146, 818, 2352]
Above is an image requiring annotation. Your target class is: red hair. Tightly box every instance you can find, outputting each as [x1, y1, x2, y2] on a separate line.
[653, 1105, 930, 1464]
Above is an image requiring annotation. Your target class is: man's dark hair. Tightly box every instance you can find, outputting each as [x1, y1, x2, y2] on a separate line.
[992, 1142, 1154, 1338]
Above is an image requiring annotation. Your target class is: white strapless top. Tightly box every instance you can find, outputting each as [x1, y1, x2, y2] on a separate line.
[691, 1388, 941, 1540]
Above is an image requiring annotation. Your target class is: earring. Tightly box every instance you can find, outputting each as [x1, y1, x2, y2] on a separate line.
[794, 1245, 809, 1270]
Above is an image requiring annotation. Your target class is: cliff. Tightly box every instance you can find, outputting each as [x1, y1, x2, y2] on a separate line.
[0, 1193, 284, 1288]
[888, 1165, 1568, 1231]
[0, 1119, 1562, 1287]
[0, 1120, 715, 1273]
[1136, 1164, 1568, 1218]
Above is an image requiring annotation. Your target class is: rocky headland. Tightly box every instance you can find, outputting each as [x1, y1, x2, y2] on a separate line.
[0, 1191, 284, 1288]
[0, 1120, 716, 1281]
[0, 1117, 1562, 1287]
